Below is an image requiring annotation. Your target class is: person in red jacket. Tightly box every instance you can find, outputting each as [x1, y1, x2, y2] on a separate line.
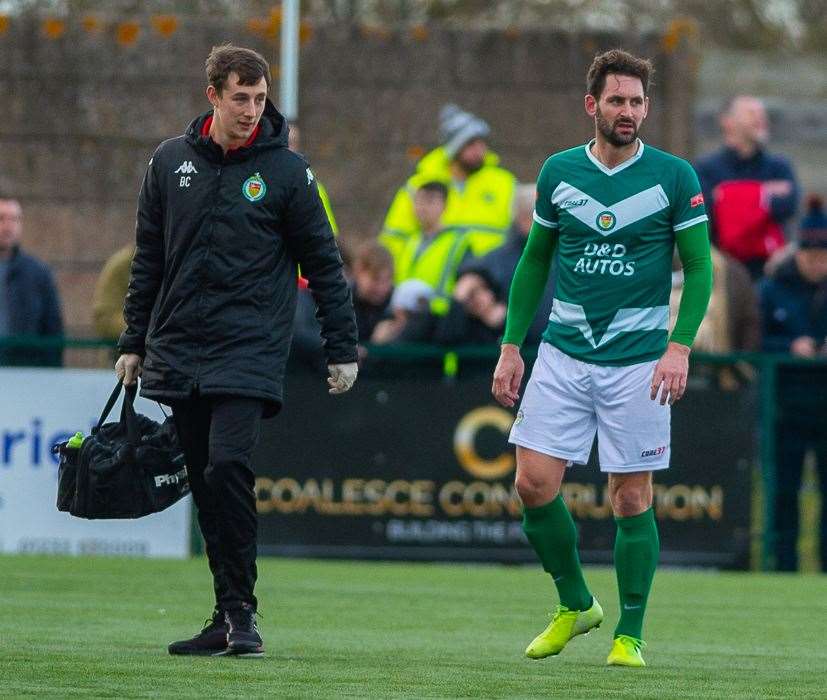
[695, 96, 799, 279]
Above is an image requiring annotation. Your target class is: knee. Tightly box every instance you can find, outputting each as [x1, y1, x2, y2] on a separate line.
[611, 483, 650, 518]
[515, 471, 558, 508]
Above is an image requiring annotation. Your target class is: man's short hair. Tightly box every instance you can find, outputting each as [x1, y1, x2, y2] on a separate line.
[206, 44, 271, 93]
[417, 181, 449, 201]
[586, 49, 654, 99]
[354, 242, 394, 275]
[719, 94, 763, 118]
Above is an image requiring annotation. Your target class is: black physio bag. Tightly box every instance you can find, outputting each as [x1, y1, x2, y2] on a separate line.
[54, 381, 189, 519]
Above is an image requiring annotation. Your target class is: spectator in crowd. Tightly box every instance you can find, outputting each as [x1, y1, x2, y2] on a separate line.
[370, 279, 435, 345]
[350, 242, 394, 341]
[669, 246, 760, 354]
[382, 103, 515, 257]
[695, 96, 799, 279]
[0, 195, 63, 366]
[375, 269, 506, 347]
[460, 183, 556, 345]
[380, 181, 473, 313]
[288, 121, 338, 234]
[293, 242, 394, 364]
[92, 244, 134, 341]
[759, 195, 827, 572]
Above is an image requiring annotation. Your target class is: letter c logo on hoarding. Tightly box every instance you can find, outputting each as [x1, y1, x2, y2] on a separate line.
[453, 407, 515, 480]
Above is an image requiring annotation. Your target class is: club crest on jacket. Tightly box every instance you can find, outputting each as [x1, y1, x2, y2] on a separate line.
[242, 173, 267, 202]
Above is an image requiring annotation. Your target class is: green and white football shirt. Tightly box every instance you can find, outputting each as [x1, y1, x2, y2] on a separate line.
[533, 140, 708, 365]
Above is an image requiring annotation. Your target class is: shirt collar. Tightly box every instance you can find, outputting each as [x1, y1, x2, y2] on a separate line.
[585, 138, 644, 176]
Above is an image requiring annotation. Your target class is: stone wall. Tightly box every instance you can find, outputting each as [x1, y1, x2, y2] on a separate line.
[0, 13, 696, 335]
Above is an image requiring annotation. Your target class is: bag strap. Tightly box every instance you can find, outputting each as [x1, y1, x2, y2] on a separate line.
[95, 381, 141, 451]
[119, 383, 141, 450]
[96, 382, 126, 430]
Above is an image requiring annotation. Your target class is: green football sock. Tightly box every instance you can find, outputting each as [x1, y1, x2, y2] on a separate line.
[613, 507, 659, 640]
[522, 495, 592, 611]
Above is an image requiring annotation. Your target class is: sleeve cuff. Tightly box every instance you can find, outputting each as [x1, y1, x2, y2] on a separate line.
[673, 214, 708, 232]
[533, 211, 558, 228]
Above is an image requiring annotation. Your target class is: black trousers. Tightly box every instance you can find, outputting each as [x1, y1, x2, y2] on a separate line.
[171, 395, 264, 610]
[773, 419, 827, 572]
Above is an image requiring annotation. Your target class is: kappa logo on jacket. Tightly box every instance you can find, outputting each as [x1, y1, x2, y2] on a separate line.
[175, 160, 198, 188]
[174, 161, 198, 175]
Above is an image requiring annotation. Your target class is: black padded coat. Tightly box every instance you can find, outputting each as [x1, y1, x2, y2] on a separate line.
[118, 100, 357, 415]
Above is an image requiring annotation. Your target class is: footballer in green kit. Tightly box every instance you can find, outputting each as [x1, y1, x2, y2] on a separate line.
[492, 49, 712, 667]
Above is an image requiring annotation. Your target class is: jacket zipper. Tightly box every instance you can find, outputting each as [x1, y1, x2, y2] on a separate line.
[193, 164, 222, 391]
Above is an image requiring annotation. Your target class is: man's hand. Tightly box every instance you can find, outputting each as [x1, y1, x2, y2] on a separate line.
[650, 342, 690, 405]
[327, 362, 358, 395]
[761, 179, 793, 198]
[492, 343, 524, 408]
[791, 335, 817, 358]
[115, 353, 143, 386]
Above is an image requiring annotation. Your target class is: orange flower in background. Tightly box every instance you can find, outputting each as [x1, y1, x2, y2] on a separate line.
[247, 17, 268, 35]
[116, 21, 140, 46]
[81, 15, 103, 34]
[0, 15, 9, 34]
[360, 24, 390, 41]
[43, 18, 66, 39]
[662, 17, 698, 53]
[151, 15, 178, 38]
[248, 7, 280, 39]
[299, 20, 313, 44]
[410, 25, 428, 42]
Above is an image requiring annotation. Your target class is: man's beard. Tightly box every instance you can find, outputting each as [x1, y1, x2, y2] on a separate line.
[596, 107, 638, 147]
[457, 156, 484, 175]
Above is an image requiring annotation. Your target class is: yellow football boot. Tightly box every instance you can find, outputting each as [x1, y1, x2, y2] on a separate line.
[524, 598, 603, 659]
[607, 634, 646, 667]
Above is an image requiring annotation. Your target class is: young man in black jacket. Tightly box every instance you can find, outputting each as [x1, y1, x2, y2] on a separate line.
[115, 45, 358, 657]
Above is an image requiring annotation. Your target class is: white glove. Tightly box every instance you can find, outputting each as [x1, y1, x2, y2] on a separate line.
[327, 362, 358, 395]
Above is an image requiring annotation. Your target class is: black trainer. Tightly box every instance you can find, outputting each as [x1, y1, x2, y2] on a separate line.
[168, 608, 228, 656]
[219, 603, 264, 658]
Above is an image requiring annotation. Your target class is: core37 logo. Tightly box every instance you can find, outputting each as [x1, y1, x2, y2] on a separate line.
[640, 446, 666, 458]
[175, 160, 198, 188]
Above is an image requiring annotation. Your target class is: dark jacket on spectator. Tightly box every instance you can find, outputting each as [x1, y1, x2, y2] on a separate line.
[760, 256, 827, 353]
[1, 246, 63, 366]
[459, 225, 555, 345]
[119, 100, 356, 415]
[759, 256, 827, 414]
[399, 300, 504, 346]
[351, 281, 392, 343]
[291, 281, 391, 362]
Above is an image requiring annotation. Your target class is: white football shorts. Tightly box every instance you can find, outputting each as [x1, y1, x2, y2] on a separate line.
[509, 342, 670, 473]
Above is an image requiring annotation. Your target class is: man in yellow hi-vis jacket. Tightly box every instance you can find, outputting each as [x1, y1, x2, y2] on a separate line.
[382, 104, 516, 255]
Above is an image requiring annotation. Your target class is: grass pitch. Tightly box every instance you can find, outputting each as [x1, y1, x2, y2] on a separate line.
[2, 555, 825, 699]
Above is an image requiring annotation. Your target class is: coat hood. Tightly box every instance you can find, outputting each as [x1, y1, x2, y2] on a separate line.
[185, 98, 289, 158]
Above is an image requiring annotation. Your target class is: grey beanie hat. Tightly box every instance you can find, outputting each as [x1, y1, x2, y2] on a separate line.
[439, 103, 490, 158]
